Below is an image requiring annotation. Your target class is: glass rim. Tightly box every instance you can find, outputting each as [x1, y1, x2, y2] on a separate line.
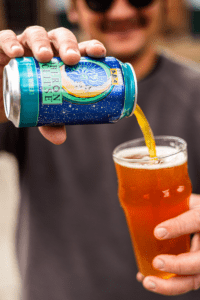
[112, 135, 187, 163]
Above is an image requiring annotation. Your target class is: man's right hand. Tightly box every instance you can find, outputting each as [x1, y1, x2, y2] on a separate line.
[0, 26, 106, 144]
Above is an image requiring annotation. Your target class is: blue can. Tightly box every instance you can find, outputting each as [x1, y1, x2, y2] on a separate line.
[3, 56, 137, 127]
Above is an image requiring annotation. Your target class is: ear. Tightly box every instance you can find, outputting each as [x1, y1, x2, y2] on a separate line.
[68, 1, 79, 24]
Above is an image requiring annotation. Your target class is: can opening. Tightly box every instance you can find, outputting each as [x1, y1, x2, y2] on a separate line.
[3, 68, 10, 118]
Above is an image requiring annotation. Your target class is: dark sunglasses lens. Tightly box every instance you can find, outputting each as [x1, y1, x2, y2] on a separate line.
[85, 0, 112, 12]
[130, 0, 154, 8]
[85, 0, 154, 12]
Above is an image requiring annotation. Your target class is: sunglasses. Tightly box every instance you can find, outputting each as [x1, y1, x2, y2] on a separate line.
[85, 0, 155, 13]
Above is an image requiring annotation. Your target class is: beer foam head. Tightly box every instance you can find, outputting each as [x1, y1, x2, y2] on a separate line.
[113, 146, 187, 169]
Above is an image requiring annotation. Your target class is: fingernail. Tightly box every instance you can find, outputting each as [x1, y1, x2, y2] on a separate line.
[146, 281, 156, 290]
[39, 47, 51, 53]
[154, 227, 167, 239]
[91, 42, 106, 55]
[11, 45, 22, 52]
[92, 41, 104, 48]
[66, 49, 80, 56]
[153, 258, 165, 270]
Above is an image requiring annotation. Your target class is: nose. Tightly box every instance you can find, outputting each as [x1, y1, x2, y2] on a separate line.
[105, 0, 138, 20]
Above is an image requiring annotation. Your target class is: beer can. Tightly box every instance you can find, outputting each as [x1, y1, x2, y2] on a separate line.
[3, 56, 137, 128]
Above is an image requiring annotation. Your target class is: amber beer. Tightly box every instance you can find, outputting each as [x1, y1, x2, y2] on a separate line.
[113, 136, 192, 279]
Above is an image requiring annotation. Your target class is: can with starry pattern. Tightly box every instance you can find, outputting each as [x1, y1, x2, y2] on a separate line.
[3, 56, 137, 128]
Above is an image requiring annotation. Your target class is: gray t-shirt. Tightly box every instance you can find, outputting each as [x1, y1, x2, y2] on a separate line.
[1, 54, 200, 300]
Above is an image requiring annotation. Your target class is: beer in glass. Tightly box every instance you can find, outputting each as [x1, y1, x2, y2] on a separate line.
[113, 136, 192, 279]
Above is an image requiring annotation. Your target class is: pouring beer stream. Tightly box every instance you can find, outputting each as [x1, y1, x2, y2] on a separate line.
[134, 104, 157, 158]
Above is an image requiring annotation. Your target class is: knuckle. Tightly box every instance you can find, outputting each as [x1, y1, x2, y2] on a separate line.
[49, 27, 76, 43]
[49, 27, 70, 37]
[57, 39, 78, 52]
[0, 29, 14, 36]
[0, 30, 15, 43]
[194, 210, 200, 229]
[192, 275, 200, 290]
[32, 37, 50, 45]
[25, 25, 45, 34]
[23, 26, 47, 41]
[174, 259, 183, 274]
[55, 27, 69, 32]
[23, 27, 50, 46]
[48, 28, 58, 37]
[173, 217, 183, 236]
[65, 39, 78, 48]
[78, 41, 86, 46]
[1, 36, 13, 44]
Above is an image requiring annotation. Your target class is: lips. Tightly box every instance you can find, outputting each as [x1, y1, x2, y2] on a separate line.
[106, 27, 136, 34]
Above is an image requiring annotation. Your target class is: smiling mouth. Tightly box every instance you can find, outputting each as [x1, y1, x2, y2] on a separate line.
[106, 27, 139, 34]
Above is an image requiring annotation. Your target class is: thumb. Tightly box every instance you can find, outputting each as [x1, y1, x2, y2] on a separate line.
[38, 125, 67, 145]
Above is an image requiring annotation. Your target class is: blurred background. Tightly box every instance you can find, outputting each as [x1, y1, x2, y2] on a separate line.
[0, 0, 200, 299]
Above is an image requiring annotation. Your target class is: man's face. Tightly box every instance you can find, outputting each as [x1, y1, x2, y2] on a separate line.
[70, 0, 166, 61]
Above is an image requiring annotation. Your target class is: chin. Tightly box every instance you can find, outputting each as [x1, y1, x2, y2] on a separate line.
[104, 35, 146, 58]
[106, 44, 144, 61]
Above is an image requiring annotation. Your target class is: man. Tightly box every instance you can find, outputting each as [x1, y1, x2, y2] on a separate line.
[0, 0, 200, 299]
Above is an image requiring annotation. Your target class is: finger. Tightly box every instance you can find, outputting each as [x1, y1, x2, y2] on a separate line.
[0, 53, 11, 66]
[0, 30, 24, 58]
[0, 67, 7, 122]
[191, 233, 200, 252]
[152, 251, 200, 275]
[154, 209, 200, 240]
[18, 26, 53, 62]
[136, 272, 145, 283]
[79, 40, 106, 58]
[190, 194, 200, 209]
[48, 28, 80, 65]
[142, 274, 200, 295]
[38, 126, 67, 145]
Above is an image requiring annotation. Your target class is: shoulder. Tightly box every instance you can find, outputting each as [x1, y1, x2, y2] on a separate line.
[160, 53, 200, 85]
[157, 53, 200, 109]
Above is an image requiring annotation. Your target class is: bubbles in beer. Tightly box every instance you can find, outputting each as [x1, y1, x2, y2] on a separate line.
[114, 146, 187, 169]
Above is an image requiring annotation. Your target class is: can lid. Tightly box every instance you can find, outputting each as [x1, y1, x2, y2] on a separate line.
[3, 59, 21, 127]
[120, 62, 138, 118]
[16, 57, 39, 127]
[3, 57, 40, 128]
[125, 63, 138, 117]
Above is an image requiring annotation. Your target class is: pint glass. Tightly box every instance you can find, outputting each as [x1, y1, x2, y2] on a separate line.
[113, 136, 192, 279]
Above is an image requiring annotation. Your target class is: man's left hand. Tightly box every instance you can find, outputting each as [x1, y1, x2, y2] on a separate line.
[137, 193, 200, 295]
